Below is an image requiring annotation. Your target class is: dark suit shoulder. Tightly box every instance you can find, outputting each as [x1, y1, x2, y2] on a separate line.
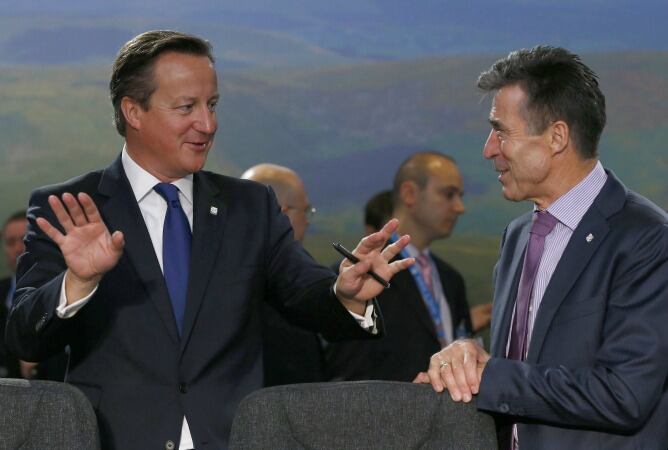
[618, 190, 668, 226]
[31, 170, 103, 200]
[196, 171, 277, 206]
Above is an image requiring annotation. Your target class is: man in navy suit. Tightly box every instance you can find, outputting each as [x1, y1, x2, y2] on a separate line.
[415, 46, 668, 449]
[6, 31, 413, 450]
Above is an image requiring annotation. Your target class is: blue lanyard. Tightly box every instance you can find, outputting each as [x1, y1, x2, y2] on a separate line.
[390, 233, 444, 340]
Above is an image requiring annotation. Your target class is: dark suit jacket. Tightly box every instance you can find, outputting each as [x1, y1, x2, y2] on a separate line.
[325, 254, 471, 382]
[6, 156, 374, 450]
[262, 301, 326, 386]
[477, 171, 668, 449]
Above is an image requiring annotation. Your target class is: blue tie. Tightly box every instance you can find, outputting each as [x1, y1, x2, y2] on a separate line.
[154, 183, 191, 336]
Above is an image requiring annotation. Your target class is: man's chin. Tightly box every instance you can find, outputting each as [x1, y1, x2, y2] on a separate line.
[501, 186, 522, 203]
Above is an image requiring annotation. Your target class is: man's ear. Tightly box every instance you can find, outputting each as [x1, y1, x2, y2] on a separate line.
[120, 97, 143, 131]
[399, 181, 418, 207]
[549, 120, 569, 155]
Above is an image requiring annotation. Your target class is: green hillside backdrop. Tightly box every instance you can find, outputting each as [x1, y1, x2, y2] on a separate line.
[1, 52, 667, 318]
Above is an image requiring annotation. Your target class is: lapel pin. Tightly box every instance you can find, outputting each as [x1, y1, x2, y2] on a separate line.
[586, 233, 594, 243]
[209, 206, 218, 216]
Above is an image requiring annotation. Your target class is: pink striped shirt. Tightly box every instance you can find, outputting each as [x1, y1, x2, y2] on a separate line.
[510, 161, 607, 448]
[524, 161, 607, 351]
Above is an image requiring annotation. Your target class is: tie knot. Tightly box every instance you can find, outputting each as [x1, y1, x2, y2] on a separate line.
[154, 183, 181, 207]
[416, 254, 431, 269]
[531, 210, 559, 237]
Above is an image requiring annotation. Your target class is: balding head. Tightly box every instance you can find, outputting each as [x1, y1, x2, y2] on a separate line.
[392, 152, 456, 207]
[241, 163, 311, 242]
[392, 151, 465, 249]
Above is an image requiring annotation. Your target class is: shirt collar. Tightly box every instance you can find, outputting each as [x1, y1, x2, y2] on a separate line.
[121, 146, 194, 206]
[404, 242, 431, 260]
[543, 161, 607, 231]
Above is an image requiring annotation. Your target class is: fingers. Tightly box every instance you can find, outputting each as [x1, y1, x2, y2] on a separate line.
[426, 352, 446, 393]
[47, 192, 94, 232]
[463, 349, 480, 395]
[413, 372, 430, 384]
[48, 194, 75, 232]
[380, 234, 411, 261]
[36, 217, 65, 246]
[79, 192, 103, 224]
[354, 218, 399, 255]
[110, 230, 126, 251]
[388, 256, 415, 274]
[61, 192, 88, 227]
[425, 340, 489, 402]
[452, 350, 477, 400]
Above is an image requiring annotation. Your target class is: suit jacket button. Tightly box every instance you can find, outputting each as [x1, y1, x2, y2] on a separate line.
[165, 440, 175, 450]
[35, 314, 49, 333]
[179, 383, 187, 394]
[499, 403, 510, 413]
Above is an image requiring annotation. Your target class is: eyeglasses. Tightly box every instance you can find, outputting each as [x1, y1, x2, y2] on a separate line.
[286, 204, 316, 219]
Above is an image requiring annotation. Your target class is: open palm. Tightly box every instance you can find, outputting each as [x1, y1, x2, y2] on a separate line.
[37, 192, 124, 283]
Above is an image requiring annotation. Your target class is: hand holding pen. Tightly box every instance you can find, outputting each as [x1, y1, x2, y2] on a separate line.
[333, 242, 391, 288]
[332, 219, 414, 314]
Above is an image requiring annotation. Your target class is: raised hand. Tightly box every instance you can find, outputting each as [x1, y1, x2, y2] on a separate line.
[335, 219, 414, 313]
[413, 339, 491, 402]
[36, 192, 125, 302]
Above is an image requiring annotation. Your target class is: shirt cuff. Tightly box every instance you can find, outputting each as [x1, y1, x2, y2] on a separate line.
[56, 273, 98, 318]
[348, 302, 378, 334]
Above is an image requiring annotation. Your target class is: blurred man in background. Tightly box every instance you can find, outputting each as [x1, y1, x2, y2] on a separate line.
[241, 163, 324, 385]
[0, 211, 27, 378]
[363, 190, 393, 236]
[327, 151, 478, 381]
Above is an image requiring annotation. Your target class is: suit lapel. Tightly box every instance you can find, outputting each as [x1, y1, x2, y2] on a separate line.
[527, 172, 626, 361]
[490, 217, 531, 357]
[179, 172, 227, 353]
[98, 156, 179, 344]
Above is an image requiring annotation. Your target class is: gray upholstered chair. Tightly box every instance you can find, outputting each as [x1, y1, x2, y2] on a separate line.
[229, 380, 497, 450]
[0, 378, 100, 450]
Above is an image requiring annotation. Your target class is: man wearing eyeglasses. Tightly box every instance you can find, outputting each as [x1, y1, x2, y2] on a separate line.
[241, 163, 323, 385]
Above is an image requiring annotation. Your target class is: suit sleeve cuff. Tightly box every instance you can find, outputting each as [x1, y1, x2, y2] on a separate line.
[348, 301, 378, 334]
[56, 272, 98, 318]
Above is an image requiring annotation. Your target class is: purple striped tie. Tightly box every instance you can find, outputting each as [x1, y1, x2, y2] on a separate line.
[507, 210, 558, 361]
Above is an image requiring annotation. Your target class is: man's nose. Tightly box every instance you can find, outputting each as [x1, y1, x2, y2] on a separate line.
[483, 130, 499, 160]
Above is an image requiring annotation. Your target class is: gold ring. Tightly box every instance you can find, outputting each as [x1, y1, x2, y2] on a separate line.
[439, 360, 449, 369]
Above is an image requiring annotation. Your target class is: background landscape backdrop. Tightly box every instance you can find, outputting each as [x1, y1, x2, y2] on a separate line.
[1, 1, 666, 320]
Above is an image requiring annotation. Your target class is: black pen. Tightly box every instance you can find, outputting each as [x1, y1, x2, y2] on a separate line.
[332, 242, 391, 289]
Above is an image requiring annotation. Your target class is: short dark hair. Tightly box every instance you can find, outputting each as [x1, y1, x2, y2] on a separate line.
[392, 151, 455, 208]
[2, 210, 26, 235]
[110, 30, 214, 136]
[364, 190, 393, 232]
[477, 45, 606, 159]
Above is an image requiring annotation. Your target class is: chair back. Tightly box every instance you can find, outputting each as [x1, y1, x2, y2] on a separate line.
[0, 378, 100, 450]
[230, 380, 497, 450]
